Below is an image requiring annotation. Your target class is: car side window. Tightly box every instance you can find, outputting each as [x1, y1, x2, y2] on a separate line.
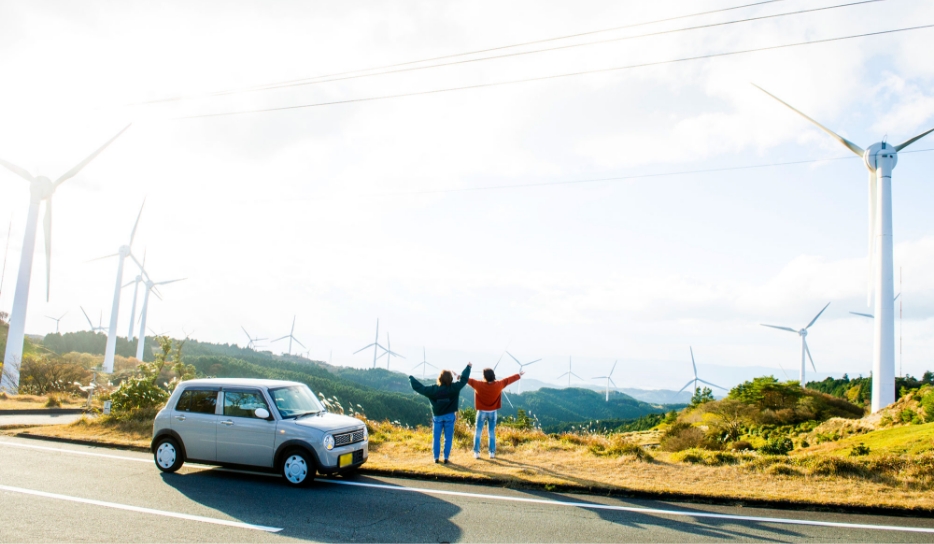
[223, 390, 270, 418]
[176, 390, 218, 414]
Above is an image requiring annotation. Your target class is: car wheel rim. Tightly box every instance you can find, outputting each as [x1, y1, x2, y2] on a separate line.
[156, 443, 176, 469]
[284, 454, 308, 483]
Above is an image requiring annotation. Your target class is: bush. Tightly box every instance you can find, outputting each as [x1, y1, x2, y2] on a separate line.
[806, 456, 868, 478]
[110, 337, 196, 420]
[19, 354, 91, 395]
[589, 435, 653, 461]
[758, 437, 793, 455]
[923, 392, 934, 423]
[730, 440, 754, 451]
[659, 423, 710, 452]
[850, 443, 871, 457]
[45, 394, 62, 408]
[767, 464, 802, 477]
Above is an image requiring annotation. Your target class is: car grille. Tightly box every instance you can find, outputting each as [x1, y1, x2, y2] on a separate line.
[334, 428, 365, 447]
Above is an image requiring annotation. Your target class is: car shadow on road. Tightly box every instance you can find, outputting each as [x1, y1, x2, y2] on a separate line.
[160, 468, 463, 542]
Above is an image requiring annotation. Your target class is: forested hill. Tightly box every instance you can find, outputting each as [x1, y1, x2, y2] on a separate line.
[495, 387, 670, 432]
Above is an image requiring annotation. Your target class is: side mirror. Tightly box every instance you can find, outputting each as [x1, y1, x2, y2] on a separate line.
[254, 407, 271, 419]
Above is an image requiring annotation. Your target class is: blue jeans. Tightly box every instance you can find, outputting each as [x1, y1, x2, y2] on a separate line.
[432, 412, 456, 460]
[474, 410, 497, 454]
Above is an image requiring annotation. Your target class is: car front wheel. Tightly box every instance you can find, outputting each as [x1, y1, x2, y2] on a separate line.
[281, 449, 315, 487]
[154, 437, 184, 473]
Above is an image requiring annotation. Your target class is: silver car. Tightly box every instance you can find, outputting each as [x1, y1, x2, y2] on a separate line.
[151, 378, 368, 486]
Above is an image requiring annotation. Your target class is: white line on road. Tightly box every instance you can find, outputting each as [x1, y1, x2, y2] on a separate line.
[323, 480, 934, 535]
[0, 440, 152, 463]
[0, 484, 282, 533]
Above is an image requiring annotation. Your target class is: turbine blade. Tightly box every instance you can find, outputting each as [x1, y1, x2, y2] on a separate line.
[527, 359, 542, 365]
[272, 335, 289, 342]
[80, 306, 93, 328]
[506, 351, 521, 365]
[0, 158, 35, 182]
[805, 301, 831, 329]
[122, 279, 136, 288]
[804, 339, 817, 373]
[353, 343, 376, 354]
[43, 198, 52, 301]
[894, 292, 900, 302]
[697, 379, 728, 391]
[690, 346, 697, 378]
[155, 278, 186, 286]
[241, 326, 251, 339]
[87, 253, 119, 262]
[592, 376, 608, 380]
[867, 170, 877, 306]
[503, 392, 514, 408]
[54, 124, 132, 187]
[610, 360, 617, 376]
[292, 338, 306, 349]
[151, 289, 163, 301]
[677, 380, 695, 394]
[849, 311, 874, 318]
[752, 84, 863, 156]
[609, 377, 617, 387]
[760, 324, 798, 333]
[129, 199, 145, 246]
[426, 362, 437, 369]
[388, 350, 405, 359]
[894, 126, 934, 151]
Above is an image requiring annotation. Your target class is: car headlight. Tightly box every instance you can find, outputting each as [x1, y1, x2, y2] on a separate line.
[324, 434, 335, 450]
[363, 426, 368, 440]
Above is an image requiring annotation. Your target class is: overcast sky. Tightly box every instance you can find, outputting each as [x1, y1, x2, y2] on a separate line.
[1, 0, 933, 390]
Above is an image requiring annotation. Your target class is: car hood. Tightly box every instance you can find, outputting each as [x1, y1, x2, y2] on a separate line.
[291, 412, 364, 433]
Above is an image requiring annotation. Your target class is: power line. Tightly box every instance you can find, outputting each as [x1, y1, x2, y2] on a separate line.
[181, 23, 934, 119]
[160, 0, 887, 100]
[139, 0, 794, 105]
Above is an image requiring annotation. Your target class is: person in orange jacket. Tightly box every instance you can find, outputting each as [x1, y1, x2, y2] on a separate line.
[467, 367, 523, 459]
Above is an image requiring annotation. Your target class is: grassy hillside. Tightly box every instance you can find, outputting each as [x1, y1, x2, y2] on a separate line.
[495, 387, 669, 432]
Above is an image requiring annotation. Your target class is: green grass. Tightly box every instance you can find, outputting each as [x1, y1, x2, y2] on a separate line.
[811, 422, 934, 457]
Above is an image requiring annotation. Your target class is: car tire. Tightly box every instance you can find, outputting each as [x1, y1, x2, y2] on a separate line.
[281, 449, 315, 487]
[153, 437, 184, 473]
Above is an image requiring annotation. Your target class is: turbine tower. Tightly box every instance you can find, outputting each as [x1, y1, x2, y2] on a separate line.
[272, 315, 305, 356]
[557, 356, 582, 387]
[0, 125, 131, 392]
[411, 347, 437, 378]
[124, 249, 147, 339]
[136, 276, 186, 361]
[45, 312, 67, 334]
[756, 85, 934, 412]
[94, 202, 146, 373]
[677, 347, 727, 395]
[592, 360, 618, 402]
[354, 319, 390, 369]
[506, 351, 540, 393]
[760, 302, 830, 386]
[376, 332, 405, 370]
[240, 326, 266, 349]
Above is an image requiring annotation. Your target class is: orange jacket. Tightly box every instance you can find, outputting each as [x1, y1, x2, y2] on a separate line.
[468, 374, 521, 411]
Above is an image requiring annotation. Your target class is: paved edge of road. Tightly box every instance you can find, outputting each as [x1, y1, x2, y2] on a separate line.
[8, 431, 934, 518]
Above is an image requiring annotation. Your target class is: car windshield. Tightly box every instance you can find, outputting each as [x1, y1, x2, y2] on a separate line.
[270, 385, 325, 419]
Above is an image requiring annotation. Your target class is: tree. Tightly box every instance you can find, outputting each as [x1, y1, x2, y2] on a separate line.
[729, 376, 802, 410]
[690, 386, 714, 407]
[705, 399, 755, 442]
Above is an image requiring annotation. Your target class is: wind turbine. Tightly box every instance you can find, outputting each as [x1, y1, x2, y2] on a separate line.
[506, 351, 540, 394]
[557, 356, 582, 387]
[240, 326, 266, 349]
[80, 306, 107, 333]
[0, 124, 131, 392]
[354, 319, 389, 369]
[592, 360, 618, 402]
[677, 347, 727, 395]
[491, 352, 515, 408]
[124, 249, 147, 339]
[45, 312, 67, 334]
[760, 302, 830, 385]
[92, 201, 146, 373]
[272, 315, 305, 356]
[136, 275, 186, 361]
[411, 347, 437, 378]
[755, 85, 934, 412]
[376, 332, 405, 370]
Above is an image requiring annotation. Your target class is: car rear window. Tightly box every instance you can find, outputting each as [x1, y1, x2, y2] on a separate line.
[176, 390, 218, 414]
[223, 390, 270, 418]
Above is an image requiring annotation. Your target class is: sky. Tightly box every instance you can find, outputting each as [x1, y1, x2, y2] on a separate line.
[1, 0, 933, 390]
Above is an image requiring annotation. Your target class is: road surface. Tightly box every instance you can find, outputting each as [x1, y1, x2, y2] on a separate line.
[0, 436, 932, 542]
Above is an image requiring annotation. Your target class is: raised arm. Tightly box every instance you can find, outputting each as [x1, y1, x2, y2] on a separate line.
[502, 373, 521, 387]
[409, 375, 428, 397]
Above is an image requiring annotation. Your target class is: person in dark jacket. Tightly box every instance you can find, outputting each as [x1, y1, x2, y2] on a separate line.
[409, 363, 472, 463]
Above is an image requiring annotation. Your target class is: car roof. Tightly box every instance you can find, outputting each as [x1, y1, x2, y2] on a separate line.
[177, 378, 305, 389]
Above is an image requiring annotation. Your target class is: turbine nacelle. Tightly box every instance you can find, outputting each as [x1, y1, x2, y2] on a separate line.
[864, 142, 898, 171]
[30, 176, 55, 200]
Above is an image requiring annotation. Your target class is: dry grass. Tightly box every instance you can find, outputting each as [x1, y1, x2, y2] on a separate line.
[6, 415, 151, 449]
[0, 392, 85, 411]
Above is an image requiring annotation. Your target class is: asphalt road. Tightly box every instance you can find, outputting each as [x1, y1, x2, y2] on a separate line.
[0, 436, 932, 542]
[0, 413, 84, 426]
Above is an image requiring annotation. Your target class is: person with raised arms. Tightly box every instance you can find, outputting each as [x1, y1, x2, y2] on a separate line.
[409, 362, 472, 464]
[468, 367, 522, 459]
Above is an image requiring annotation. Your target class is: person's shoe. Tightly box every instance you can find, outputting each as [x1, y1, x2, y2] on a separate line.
[434, 459, 440, 464]
[473, 452, 480, 459]
[489, 452, 496, 459]
[443, 459, 450, 464]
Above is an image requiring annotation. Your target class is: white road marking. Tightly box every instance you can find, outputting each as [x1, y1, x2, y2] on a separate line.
[3, 439, 932, 535]
[323, 480, 934, 535]
[0, 484, 282, 533]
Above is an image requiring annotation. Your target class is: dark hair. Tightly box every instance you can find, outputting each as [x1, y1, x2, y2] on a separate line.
[437, 370, 453, 387]
[483, 368, 495, 382]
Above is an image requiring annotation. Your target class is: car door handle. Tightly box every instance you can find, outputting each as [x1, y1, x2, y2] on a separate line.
[220, 420, 234, 426]
[175, 415, 186, 421]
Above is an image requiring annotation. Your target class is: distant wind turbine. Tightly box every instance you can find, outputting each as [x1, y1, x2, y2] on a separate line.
[80, 307, 107, 333]
[760, 302, 830, 385]
[354, 319, 390, 369]
[0, 124, 131, 392]
[592, 360, 618, 402]
[376, 332, 405, 370]
[273, 315, 305, 356]
[491, 352, 515, 408]
[136, 275, 186, 361]
[411, 347, 437, 378]
[45, 312, 67, 334]
[755, 85, 934, 412]
[557, 356, 582, 387]
[241, 326, 266, 349]
[677, 347, 727, 395]
[124, 249, 147, 339]
[506, 351, 540, 394]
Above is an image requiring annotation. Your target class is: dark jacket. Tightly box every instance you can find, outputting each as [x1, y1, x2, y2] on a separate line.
[409, 364, 471, 417]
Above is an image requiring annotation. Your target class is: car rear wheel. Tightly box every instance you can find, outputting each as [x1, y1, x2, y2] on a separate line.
[281, 449, 315, 487]
[154, 437, 184, 473]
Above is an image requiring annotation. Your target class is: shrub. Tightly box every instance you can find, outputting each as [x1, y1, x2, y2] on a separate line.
[850, 443, 871, 457]
[758, 437, 793, 455]
[19, 354, 91, 395]
[45, 394, 62, 408]
[589, 435, 653, 462]
[807, 456, 868, 478]
[672, 448, 706, 464]
[730, 440, 754, 451]
[767, 464, 802, 477]
[110, 337, 196, 420]
[660, 423, 709, 452]
[923, 392, 934, 423]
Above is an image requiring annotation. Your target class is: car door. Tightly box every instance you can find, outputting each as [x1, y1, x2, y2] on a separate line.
[215, 389, 277, 467]
[171, 388, 220, 462]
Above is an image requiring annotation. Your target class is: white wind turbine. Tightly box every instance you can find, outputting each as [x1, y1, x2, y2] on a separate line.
[354, 319, 390, 369]
[93, 202, 146, 373]
[557, 356, 582, 387]
[760, 302, 830, 386]
[80, 306, 107, 333]
[491, 352, 516, 408]
[0, 125, 131, 392]
[45, 312, 67, 334]
[136, 275, 186, 361]
[756, 85, 934, 412]
[124, 249, 147, 340]
[272, 315, 305, 356]
[411, 347, 437, 378]
[506, 351, 540, 394]
[241, 326, 266, 349]
[592, 360, 618, 402]
[376, 332, 405, 370]
[850, 293, 900, 319]
[677, 347, 727, 395]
